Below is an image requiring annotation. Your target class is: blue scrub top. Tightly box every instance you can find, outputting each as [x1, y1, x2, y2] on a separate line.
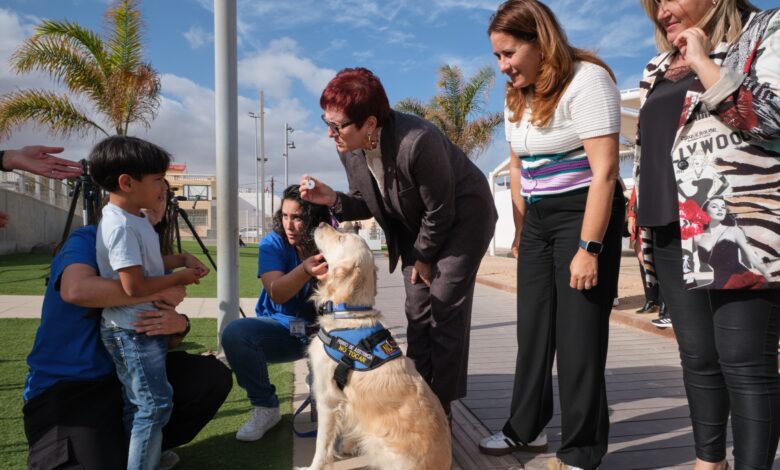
[24, 226, 116, 401]
[255, 232, 316, 329]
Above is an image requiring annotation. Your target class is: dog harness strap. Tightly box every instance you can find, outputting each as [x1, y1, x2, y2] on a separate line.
[334, 357, 353, 390]
[318, 324, 402, 388]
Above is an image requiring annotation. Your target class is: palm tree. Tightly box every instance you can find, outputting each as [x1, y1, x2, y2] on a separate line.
[0, 0, 160, 138]
[396, 65, 503, 160]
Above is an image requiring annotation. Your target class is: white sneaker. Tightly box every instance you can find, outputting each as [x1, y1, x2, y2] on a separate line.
[478, 430, 547, 455]
[236, 406, 281, 442]
[160, 450, 180, 470]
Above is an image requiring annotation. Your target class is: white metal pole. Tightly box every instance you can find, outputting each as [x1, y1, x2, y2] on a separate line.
[214, 0, 239, 349]
[253, 114, 259, 237]
[259, 90, 266, 236]
[284, 122, 289, 188]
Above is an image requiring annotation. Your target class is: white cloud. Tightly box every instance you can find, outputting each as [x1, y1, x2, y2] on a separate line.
[237, 37, 336, 100]
[352, 50, 374, 62]
[183, 25, 213, 49]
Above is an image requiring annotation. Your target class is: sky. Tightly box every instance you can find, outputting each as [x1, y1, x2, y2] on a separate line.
[0, 0, 775, 194]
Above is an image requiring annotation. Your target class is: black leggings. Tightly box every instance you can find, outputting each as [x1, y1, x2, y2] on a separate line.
[24, 351, 232, 470]
[652, 223, 780, 469]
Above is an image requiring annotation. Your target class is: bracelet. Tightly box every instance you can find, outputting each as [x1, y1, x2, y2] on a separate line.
[329, 193, 342, 212]
[0, 150, 9, 172]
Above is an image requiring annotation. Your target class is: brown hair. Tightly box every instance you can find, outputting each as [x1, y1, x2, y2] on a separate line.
[640, 0, 759, 52]
[488, 0, 615, 127]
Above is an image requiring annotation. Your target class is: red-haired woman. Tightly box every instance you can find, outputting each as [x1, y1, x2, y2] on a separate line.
[301, 67, 498, 419]
[479, 1, 624, 469]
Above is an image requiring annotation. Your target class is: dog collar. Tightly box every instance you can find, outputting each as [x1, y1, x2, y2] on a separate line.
[319, 301, 375, 319]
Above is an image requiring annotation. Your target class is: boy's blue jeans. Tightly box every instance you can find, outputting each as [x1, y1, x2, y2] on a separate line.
[101, 324, 172, 470]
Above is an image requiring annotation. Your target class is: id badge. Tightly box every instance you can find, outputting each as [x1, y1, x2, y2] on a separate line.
[289, 318, 306, 337]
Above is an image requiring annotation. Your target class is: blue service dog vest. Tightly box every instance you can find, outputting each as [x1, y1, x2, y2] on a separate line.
[317, 323, 402, 390]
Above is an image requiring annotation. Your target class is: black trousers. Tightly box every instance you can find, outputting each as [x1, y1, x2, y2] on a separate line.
[400, 200, 495, 409]
[651, 223, 780, 469]
[23, 351, 232, 470]
[503, 188, 624, 470]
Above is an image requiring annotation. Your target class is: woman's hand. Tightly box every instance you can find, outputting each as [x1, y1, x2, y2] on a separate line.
[569, 249, 598, 291]
[132, 308, 188, 336]
[627, 216, 636, 238]
[511, 232, 521, 259]
[410, 260, 432, 287]
[674, 27, 720, 88]
[674, 27, 711, 68]
[299, 175, 337, 207]
[302, 253, 329, 281]
[183, 253, 210, 278]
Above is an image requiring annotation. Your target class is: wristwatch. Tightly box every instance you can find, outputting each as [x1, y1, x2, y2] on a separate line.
[578, 239, 603, 255]
[174, 313, 191, 337]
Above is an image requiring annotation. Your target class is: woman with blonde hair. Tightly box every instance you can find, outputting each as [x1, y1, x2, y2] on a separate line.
[478, 1, 624, 469]
[632, 0, 780, 467]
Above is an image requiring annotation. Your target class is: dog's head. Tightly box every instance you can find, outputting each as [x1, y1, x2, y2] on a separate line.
[313, 223, 377, 308]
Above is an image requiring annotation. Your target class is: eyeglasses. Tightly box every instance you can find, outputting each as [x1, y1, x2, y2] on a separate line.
[321, 114, 354, 136]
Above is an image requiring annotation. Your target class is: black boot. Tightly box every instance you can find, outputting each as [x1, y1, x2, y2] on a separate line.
[636, 300, 659, 314]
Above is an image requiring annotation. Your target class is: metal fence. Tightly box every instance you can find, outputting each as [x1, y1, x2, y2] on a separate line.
[0, 170, 79, 211]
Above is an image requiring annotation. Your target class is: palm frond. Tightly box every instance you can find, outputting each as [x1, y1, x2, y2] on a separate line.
[119, 64, 161, 134]
[395, 98, 430, 119]
[32, 19, 110, 74]
[12, 36, 105, 103]
[460, 66, 495, 118]
[462, 112, 504, 159]
[0, 89, 109, 138]
[435, 65, 465, 131]
[107, 0, 144, 72]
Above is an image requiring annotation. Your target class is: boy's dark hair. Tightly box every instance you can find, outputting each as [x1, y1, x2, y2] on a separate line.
[88, 135, 171, 192]
[272, 184, 331, 258]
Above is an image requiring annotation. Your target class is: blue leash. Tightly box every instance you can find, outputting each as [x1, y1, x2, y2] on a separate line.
[292, 394, 317, 438]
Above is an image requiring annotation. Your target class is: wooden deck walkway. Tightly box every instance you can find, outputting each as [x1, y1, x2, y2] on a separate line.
[293, 255, 780, 469]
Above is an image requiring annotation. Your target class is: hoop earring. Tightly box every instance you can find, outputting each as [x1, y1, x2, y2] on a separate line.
[365, 131, 378, 150]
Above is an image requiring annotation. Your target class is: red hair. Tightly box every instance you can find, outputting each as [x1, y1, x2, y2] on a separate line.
[320, 67, 392, 127]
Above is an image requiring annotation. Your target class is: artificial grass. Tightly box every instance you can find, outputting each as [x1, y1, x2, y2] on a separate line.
[0, 241, 263, 298]
[0, 318, 293, 470]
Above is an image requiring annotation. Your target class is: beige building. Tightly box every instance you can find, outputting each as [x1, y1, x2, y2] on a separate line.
[166, 164, 216, 240]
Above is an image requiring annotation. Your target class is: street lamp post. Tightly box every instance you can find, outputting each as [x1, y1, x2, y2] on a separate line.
[248, 112, 260, 239]
[258, 91, 265, 236]
[249, 92, 267, 239]
[284, 123, 295, 188]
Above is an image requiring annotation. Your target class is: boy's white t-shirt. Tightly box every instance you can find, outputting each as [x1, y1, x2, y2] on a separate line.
[96, 202, 165, 330]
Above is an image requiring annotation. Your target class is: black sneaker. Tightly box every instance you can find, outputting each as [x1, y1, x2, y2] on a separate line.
[651, 316, 672, 329]
[636, 301, 659, 314]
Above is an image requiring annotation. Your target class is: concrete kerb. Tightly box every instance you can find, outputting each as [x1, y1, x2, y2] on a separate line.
[475, 253, 676, 340]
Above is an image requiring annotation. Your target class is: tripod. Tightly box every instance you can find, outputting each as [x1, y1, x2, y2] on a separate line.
[170, 195, 246, 318]
[59, 159, 101, 245]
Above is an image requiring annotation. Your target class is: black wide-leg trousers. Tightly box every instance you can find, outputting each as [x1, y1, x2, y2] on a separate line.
[503, 188, 623, 470]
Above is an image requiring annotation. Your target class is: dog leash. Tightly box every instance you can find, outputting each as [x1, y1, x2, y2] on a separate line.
[293, 394, 317, 438]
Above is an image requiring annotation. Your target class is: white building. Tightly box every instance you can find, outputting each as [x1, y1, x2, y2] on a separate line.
[487, 88, 640, 255]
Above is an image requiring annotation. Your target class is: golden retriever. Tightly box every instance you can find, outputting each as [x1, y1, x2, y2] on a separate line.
[297, 223, 451, 470]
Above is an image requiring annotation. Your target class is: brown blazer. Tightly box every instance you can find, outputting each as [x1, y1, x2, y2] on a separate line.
[332, 110, 497, 272]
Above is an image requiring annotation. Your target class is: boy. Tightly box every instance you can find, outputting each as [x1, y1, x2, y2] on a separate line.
[89, 135, 207, 470]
